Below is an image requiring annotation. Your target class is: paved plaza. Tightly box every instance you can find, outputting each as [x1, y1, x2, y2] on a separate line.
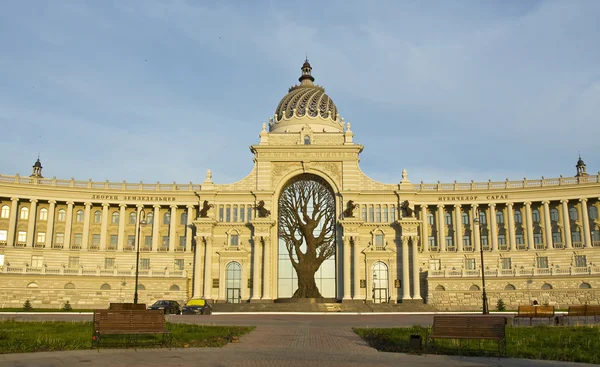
[0, 313, 592, 367]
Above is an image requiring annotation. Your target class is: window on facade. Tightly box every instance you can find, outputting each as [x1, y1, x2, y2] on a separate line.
[383, 206, 388, 222]
[0, 230, 7, 241]
[129, 212, 137, 224]
[179, 236, 186, 249]
[462, 212, 469, 225]
[479, 211, 487, 225]
[163, 212, 170, 225]
[92, 234, 100, 246]
[481, 235, 488, 247]
[180, 212, 187, 225]
[362, 206, 367, 222]
[140, 258, 150, 270]
[427, 213, 434, 225]
[390, 206, 396, 222]
[590, 206, 598, 220]
[498, 235, 506, 245]
[240, 206, 245, 222]
[231, 234, 239, 247]
[375, 206, 381, 222]
[375, 233, 384, 247]
[226, 206, 231, 222]
[575, 255, 587, 268]
[111, 211, 119, 224]
[552, 232, 561, 244]
[445, 236, 453, 247]
[514, 210, 522, 224]
[463, 236, 470, 247]
[94, 210, 101, 223]
[464, 258, 476, 270]
[496, 211, 504, 224]
[368, 206, 374, 222]
[73, 233, 82, 246]
[429, 259, 441, 270]
[162, 236, 169, 247]
[550, 208, 559, 222]
[68, 256, 80, 268]
[247, 206, 252, 221]
[0, 205, 9, 218]
[20, 207, 29, 219]
[56, 233, 64, 245]
[592, 231, 600, 242]
[536, 256, 549, 268]
[31, 255, 43, 268]
[516, 234, 524, 245]
[18, 231, 27, 242]
[304, 135, 311, 145]
[104, 258, 115, 269]
[428, 237, 436, 248]
[37, 232, 45, 244]
[145, 236, 152, 248]
[532, 209, 540, 223]
[39, 208, 48, 221]
[174, 259, 184, 270]
[501, 258, 512, 269]
[572, 231, 581, 243]
[541, 283, 553, 290]
[444, 213, 452, 225]
[233, 206, 238, 222]
[75, 210, 84, 222]
[534, 233, 542, 244]
[57, 209, 66, 221]
[110, 235, 118, 247]
[569, 207, 578, 221]
[219, 206, 224, 222]
[127, 235, 135, 248]
[146, 212, 154, 224]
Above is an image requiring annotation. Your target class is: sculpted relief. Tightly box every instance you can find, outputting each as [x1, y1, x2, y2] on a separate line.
[270, 161, 341, 190]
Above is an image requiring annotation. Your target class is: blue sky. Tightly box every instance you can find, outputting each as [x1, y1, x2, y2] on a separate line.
[1, 0, 598, 185]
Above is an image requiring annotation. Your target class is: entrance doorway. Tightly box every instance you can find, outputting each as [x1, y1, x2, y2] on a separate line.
[226, 261, 242, 303]
[372, 261, 389, 304]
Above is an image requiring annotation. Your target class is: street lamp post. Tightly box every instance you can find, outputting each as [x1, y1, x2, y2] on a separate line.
[133, 209, 147, 305]
[474, 213, 489, 315]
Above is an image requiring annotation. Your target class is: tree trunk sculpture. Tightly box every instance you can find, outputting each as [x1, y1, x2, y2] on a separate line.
[278, 174, 336, 298]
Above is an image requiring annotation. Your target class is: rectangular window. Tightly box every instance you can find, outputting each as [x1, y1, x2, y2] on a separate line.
[497, 235, 506, 245]
[375, 234, 384, 247]
[501, 258, 512, 270]
[231, 234, 239, 247]
[18, 231, 27, 242]
[0, 229, 7, 241]
[362, 206, 367, 222]
[390, 206, 396, 222]
[368, 206, 374, 222]
[68, 256, 80, 268]
[428, 214, 434, 225]
[462, 213, 469, 225]
[247, 207, 252, 221]
[428, 236, 436, 248]
[219, 206, 224, 222]
[572, 231, 581, 243]
[383, 207, 388, 222]
[162, 236, 169, 247]
[233, 206, 238, 222]
[226, 207, 231, 222]
[445, 236, 453, 246]
[73, 233, 82, 245]
[240, 206, 245, 222]
[174, 259, 184, 270]
[145, 236, 152, 248]
[56, 233, 64, 244]
[92, 234, 100, 246]
[445, 214, 452, 225]
[536, 256, 549, 269]
[481, 235, 488, 247]
[140, 258, 150, 270]
[375, 206, 381, 222]
[104, 258, 115, 269]
[575, 255, 587, 268]
[534, 233, 542, 244]
[429, 259, 441, 271]
[179, 236, 186, 249]
[463, 236, 471, 247]
[37, 232, 46, 244]
[127, 235, 135, 248]
[464, 258, 476, 270]
[110, 235, 118, 247]
[516, 234, 524, 245]
[31, 255, 43, 268]
[552, 232, 561, 244]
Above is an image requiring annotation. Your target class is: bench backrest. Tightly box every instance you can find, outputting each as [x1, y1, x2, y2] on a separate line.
[432, 316, 506, 338]
[518, 305, 555, 317]
[518, 305, 536, 316]
[568, 305, 600, 316]
[94, 310, 166, 333]
[587, 305, 600, 316]
[109, 303, 146, 310]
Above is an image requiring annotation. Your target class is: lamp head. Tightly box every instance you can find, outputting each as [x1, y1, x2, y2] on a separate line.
[140, 220, 147, 226]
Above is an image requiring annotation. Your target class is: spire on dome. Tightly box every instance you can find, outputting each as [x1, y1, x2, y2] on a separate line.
[576, 154, 588, 177]
[30, 156, 43, 178]
[298, 58, 315, 85]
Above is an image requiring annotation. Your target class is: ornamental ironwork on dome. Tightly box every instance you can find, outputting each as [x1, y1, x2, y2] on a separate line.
[271, 60, 341, 133]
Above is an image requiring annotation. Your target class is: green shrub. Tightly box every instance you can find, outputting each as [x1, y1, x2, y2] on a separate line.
[23, 300, 33, 312]
[496, 298, 506, 311]
[62, 301, 72, 311]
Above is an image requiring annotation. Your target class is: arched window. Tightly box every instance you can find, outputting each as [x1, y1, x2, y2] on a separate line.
[0, 205, 9, 218]
[169, 285, 180, 291]
[504, 284, 516, 290]
[64, 283, 75, 289]
[146, 212, 154, 224]
[27, 282, 38, 288]
[20, 207, 29, 220]
[550, 209, 559, 222]
[514, 210, 522, 224]
[479, 211, 487, 225]
[589, 206, 598, 220]
[137, 284, 145, 290]
[180, 212, 187, 225]
[100, 283, 111, 290]
[569, 207, 578, 221]
[94, 210, 102, 223]
[57, 209, 66, 221]
[163, 212, 170, 225]
[496, 211, 504, 224]
[129, 212, 137, 224]
[462, 212, 469, 225]
[469, 284, 480, 291]
[532, 209, 540, 223]
[444, 213, 452, 225]
[579, 282, 592, 289]
[304, 135, 311, 145]
[434, 285, 446, 291]
[111, 211, 119, 224]
[39, 208, 48, 221]
[75, 210, 84, 222]
[541, 283, 553, 290]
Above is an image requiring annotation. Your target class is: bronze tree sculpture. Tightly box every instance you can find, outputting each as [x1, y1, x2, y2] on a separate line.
[278, 174, 336, 298]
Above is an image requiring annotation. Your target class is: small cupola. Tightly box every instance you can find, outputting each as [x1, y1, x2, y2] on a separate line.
[30, 156, 43, 178]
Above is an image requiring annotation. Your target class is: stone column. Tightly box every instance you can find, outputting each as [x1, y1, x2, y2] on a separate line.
[437, 204, 445, 252]
[489, 204, 498, 251]
[421, 206, 429, 253]
[203, 237, 213, 299]
[45, 200, 56, 248]
[543, 201, 553, 249]
[411, 236, 422, 300]
[169, 205, 177, 252]
[507, 203, 516, 251]
[472, 204, 480, 252]
[7, 198, 19, 247]
[262, 237, 272, 300]
[186, 206, 194, 252]
[152, 205, 160, 251]
[117, 204, 126, 250]
[401, 237, 411, 300]
[353, 236, 361, 300]
[63, 202, 74, 250]
[343, 236, 352, 300]
[251, 237, 262, 300]
[525, 202, 535, 251]
[561, 200, 572, 249]
[454, 204, 463, 252]
[82, 202, 92, 249]
[26, 199, 38, 247]
[193, 237, 202, 298]
[581, 199, 592, 248]
[100, 203, 109, 251]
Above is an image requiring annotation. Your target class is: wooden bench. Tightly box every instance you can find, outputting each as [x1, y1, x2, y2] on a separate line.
[426, 316, 507, 356]
[514, 305, 555, 326]
[92, 309, 171, 347]
[109, 302, 146, 310]
[563, 305, 600, 325]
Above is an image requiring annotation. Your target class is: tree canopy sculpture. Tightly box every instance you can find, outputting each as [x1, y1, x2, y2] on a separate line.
[278, 174, 336, 298]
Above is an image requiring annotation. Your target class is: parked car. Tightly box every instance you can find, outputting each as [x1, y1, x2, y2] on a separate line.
[182, 299, 212, 315]
[148, 300, 181, 315]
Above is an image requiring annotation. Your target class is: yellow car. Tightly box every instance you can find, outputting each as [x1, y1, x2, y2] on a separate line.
[181, 299, 212, 315]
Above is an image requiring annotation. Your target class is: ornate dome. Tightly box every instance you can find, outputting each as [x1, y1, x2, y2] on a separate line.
[270, 60, 342, 133]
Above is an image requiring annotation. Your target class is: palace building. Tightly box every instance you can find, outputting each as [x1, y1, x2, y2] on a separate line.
[1, 61, 599, 310]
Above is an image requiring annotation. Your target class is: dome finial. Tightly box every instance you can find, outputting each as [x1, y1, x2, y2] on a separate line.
[299, 57, 314, 85]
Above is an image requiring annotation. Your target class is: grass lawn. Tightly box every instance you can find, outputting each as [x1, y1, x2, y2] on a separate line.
[0, 308, 94, 313]
[0, 320, 254, 354]
[354, 325, 600, 364]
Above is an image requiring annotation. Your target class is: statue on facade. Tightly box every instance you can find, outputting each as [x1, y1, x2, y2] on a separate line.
[343, 200, 360, 218]
[255, 200, 271, 218]
[401, 200, 415, 218]
[199, 200, 214, 218]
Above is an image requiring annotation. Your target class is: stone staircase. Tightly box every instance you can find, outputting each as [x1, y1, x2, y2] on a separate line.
[212, 301, 438, 313]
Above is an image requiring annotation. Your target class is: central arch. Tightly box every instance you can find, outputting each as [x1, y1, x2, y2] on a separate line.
[277, 173, 337, 299]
